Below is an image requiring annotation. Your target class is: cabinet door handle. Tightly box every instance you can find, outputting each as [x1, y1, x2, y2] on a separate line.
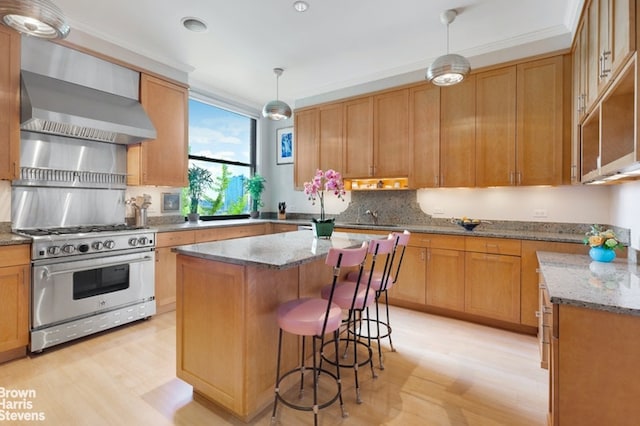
[509, 171, 515, 185]
[535, 310, 541, 318]
[434, 175, 439, 187]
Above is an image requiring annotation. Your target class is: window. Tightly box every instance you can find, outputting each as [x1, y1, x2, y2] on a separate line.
[183, 98, 257, 219]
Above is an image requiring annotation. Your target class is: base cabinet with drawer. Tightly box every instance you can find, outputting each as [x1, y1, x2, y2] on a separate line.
[155, 223, 280, 313]
[0, 245, 30, 363]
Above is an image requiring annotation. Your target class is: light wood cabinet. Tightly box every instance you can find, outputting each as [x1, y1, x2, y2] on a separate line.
[572, 20, 589, 183]
[154, 224, 267, 314]
[388, 245, 426, 304]
[128, 74, 188, 186]
[318, 103, 344, 172]
[408, 84, 440, 188]
[0, 26, 20, 181]
[549, 304, 640, 425]
[464, 237, 521, 324]
[520, 241, 589, 328]
[582, 0, 635, 114]
[343, 97, 373, 178]
[373, 89, 409, 177]
[268, 223, 298, 234]
[426, 247, 466, 312]
[293, 104, 343, 189]
[293, 108, 319, 189]
[475, 66, 517, 187]
[0, 245, 30, 358]
[440, 75, 476, 187]
[516, 56, 564, 186]
[155, 230, 196, 314]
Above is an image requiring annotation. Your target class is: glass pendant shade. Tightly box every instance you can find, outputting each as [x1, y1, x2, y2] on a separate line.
[0, 0, 70, 39]
[263, 67, 292, 121]
[426, 53, 471, 86]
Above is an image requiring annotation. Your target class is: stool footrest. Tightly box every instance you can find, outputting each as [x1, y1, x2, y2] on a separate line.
[274, 366, 341, 413]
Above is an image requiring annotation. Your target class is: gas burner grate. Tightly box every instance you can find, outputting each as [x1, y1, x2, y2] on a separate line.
[18, 224, 145, 236]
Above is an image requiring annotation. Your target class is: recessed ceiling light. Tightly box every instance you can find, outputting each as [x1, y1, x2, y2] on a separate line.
[293, 1, 309, 12]
[181, 16, 208, 33]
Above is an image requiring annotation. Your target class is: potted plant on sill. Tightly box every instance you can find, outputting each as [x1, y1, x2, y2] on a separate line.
[303, 169, 346, 238]
[245, 173, 266, 219]
[187, 165, 213, 222]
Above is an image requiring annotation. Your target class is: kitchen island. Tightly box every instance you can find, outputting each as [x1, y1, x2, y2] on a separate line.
[537, 252, 640, 425]
[173, 230, 376, 421]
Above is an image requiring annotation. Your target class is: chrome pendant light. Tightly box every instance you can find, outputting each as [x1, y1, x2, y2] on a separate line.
[262, 67, 292, 121]
[426, 9, 470, 86]
[0, 0, 70, 39]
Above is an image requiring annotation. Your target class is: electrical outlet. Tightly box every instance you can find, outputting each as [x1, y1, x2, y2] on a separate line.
[533, 208, 548, 218]
[433, 207, 445, 215]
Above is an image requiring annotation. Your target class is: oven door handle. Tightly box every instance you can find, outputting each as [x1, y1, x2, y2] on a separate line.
[40, 255, 154, 278]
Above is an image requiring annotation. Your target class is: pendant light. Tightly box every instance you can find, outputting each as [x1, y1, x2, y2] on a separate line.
[0, 0, 69, 39]
[426, 9, 470, 86]
[262, 68, 292, 121]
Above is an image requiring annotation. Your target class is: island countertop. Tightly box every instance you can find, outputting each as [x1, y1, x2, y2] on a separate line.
[173, 229, 374, 269]
[537, 251, 640, 316]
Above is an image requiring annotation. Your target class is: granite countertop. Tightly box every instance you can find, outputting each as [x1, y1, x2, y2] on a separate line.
[537, 251, 640, 316]
[0, 232, 31, 246]
[153, 218, 586, 244]
[173, 229, 374, 270]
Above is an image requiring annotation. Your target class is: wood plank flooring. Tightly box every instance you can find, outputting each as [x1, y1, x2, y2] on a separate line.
[0, 307, 547, 425]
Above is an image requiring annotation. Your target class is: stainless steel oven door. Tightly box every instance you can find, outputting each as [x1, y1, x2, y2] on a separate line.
[32, 250, 155, 329]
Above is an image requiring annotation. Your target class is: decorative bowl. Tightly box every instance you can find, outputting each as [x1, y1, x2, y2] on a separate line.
[452, 218, 481, 231]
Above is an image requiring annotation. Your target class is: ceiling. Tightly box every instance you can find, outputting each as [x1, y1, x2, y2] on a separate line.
[53, 0, 584, 110]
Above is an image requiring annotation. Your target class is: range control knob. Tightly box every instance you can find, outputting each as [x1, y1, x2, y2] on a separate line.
[92, 241, 104, 250]
[128, 237, 139, 247]
[78, 244, 90, 253]
[104, 240, 116, 249]
[47, 246, 61, 256]
[61, 244, 75, 254]
[138, 237, 148, 245]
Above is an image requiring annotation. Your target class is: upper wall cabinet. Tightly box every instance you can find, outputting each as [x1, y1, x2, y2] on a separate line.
[409, 84, 440, 188]
[516, 56, 564, 186]
[293, 103, 344, 189]
[440, 75, 476, 188]
[583, 0, 635, 114]
[372, 89, 409, 177]
[294, 108, 320, 189]
[475, 66, 517, 187]
[128, 74, 189, 187]
[0, 26, 20, 181]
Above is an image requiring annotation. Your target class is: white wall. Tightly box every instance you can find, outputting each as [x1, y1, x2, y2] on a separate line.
[610, 180, 640, 250]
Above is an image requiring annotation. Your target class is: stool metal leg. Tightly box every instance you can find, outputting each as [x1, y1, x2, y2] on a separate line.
[383, 290, 395, 352]
[271, 328, 284, 424]
[333, 328, 348, 418]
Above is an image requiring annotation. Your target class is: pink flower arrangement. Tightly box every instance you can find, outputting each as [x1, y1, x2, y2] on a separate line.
[303, 169, 346, 222]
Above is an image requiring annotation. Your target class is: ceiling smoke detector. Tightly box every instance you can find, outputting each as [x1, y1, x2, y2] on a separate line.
[0, 0, 70, 39]
[426, 9, 471, 86]
[293, 1, 309, 12]
[181, 16, 208, 33]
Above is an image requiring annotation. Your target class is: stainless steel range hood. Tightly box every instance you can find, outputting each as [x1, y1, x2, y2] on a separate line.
[21, 70, 157, 145]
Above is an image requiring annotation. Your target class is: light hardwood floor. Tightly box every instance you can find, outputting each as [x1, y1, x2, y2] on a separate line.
[0, 307, 547, 425]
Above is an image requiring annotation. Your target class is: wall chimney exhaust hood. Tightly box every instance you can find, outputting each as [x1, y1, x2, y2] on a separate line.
[20, 70, 157, 145]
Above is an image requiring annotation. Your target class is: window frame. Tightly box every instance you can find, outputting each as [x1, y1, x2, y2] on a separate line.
[186, 97, 258, 221]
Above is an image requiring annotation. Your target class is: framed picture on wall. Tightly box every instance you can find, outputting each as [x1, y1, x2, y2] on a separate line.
[161, 193, 180, 212]
[276, 127, 294, 165]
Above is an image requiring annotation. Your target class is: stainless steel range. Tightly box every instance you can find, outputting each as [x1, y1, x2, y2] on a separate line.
[19, 225, 156, 352]
[11, 37, 159, 352]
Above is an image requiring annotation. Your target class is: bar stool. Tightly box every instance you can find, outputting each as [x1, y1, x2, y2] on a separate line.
[271, 242, 368, 426]
[319, 236, 396, 403]
[344, 230, 410, 369]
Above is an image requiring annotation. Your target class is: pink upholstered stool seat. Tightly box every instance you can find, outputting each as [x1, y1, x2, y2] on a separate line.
[271, 242, 369, 426]
[277, 297, 342, 336]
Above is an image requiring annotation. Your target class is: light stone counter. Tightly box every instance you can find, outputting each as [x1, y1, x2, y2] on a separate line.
[537, 251, 640, 315]
[173, 229, 375, 269]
